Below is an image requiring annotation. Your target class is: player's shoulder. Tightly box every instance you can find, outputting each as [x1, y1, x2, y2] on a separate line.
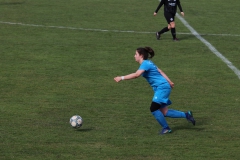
[143, 60, 153, 64]
[141, 60, 153, 67]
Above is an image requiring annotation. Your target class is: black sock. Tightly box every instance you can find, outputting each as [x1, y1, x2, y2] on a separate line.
[158, 27, 169, 34]
[171, 28, 176, 39]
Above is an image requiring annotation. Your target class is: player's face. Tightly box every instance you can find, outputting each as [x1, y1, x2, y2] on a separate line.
[134, 51, 142, 63]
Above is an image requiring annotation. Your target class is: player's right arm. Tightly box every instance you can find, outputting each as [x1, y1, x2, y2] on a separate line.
[114, 70, 145, 82]
[154, 0, 164, 15]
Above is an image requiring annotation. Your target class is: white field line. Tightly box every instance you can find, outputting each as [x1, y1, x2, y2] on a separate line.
[0, 21, 240, 37]
[176, 13, 240, 79]
[1, 20, 240, 79]
[0, 21, 152, 34]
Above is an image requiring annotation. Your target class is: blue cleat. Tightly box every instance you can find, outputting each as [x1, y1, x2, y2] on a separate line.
[160, 126, 172, 135]
[186, 111, 196, 126]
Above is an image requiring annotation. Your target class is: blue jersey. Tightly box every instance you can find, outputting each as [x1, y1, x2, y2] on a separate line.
[138, 60, 169, 88]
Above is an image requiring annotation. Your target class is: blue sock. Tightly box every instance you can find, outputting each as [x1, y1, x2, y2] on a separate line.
[165, 109, 186, 118]
[151, 110, 169, 128]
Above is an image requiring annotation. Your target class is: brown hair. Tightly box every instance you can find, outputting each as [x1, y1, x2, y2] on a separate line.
[136, 47, 155, 60]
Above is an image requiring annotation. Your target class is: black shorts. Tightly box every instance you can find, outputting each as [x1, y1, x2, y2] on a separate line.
[164, 11, 176, 24]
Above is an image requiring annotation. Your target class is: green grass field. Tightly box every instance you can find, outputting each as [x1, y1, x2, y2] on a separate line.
[0, 0, 240, 159]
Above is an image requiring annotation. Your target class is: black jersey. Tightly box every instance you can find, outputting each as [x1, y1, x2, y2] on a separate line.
[155, 0, 183, 14]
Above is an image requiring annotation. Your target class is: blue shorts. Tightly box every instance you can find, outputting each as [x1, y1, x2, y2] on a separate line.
[152, 86, 172, 108]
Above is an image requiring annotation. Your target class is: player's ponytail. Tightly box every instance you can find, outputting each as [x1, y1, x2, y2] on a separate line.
[136, 47, 155, 60]
[145, 47, 154, 58]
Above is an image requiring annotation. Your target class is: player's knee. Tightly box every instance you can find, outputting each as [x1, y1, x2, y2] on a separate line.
[159, 108, 168, 116]
[170, 22, 175, 28]
[168, 24, 172, 29]
[150, 102, 161, 112]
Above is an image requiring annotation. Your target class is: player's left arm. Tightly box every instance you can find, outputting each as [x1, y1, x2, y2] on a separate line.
[157, 68, 174, 88]
[114, 70, 145, 82]
[177, 0, 184, 16]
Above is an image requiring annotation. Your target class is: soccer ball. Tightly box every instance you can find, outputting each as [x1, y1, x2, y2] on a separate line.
[70, 115, 83, 128]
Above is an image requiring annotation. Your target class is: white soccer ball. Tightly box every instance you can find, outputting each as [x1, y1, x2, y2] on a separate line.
[70, 115, 83, 128]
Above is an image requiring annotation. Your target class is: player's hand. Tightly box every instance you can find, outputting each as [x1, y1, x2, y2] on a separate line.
[169, 82, 174, 88]
[114, 76, 122, 82]
[181, 12, 184, 17]
[153, 12, 157, 16]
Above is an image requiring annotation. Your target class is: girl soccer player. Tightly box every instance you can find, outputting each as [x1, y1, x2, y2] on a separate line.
[154, 0, 184, 41]
[114, 47, 195, 134]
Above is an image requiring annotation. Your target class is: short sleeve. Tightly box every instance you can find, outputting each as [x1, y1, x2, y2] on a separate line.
[138, 61, 150, 71]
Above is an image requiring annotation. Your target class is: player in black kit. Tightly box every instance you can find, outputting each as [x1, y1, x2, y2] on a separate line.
[154, 0, 184, 41]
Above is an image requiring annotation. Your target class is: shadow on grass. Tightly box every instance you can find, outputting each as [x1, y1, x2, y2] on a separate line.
[171, 116, 209, 132]
[74, 128, 93, 132]
[178, 34, 196, 40]
[172, 125, 205, 132]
